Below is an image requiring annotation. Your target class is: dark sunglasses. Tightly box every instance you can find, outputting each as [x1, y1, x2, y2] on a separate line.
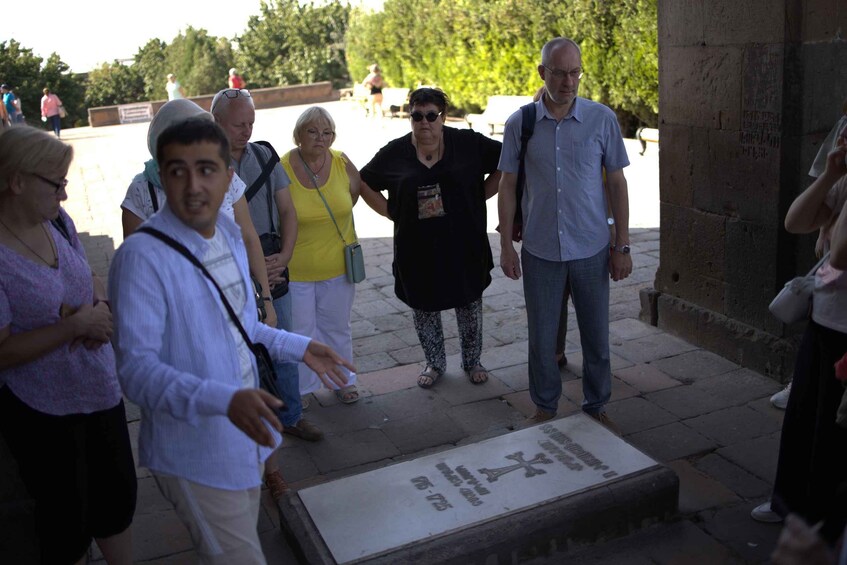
[410, 111, 442, 123]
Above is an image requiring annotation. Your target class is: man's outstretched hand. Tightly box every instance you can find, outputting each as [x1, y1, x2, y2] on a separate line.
[304, 340, 355, 390]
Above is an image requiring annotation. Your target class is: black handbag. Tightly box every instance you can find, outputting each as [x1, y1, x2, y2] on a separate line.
[137, 227, 285, 405]
[258, 232, 289, 299]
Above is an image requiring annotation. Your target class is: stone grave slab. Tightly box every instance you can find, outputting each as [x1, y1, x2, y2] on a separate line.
[282, 414, 678, 564]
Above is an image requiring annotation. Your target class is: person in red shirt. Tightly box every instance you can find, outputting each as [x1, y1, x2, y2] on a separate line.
[228, 68, 246, 90]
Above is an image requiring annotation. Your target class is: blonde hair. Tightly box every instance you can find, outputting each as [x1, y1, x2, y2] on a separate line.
[0, 126, 73, 194]
[292, 107, 336, 146]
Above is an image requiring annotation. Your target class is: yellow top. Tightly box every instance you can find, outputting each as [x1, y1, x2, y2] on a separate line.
[283, 148, 357, 282]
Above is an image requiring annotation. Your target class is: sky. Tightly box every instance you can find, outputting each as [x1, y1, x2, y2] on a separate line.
[1, 0, 382, 73]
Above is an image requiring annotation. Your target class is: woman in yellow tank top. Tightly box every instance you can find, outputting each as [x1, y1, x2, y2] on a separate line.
[282, 107, 362, 403]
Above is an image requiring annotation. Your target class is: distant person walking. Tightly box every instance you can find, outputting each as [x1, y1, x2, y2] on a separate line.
[362, 64, 384, 118]
[1, 84, 20, 124]
[41, 88, 63, 137]
[165, 73, 185, 101]
[228, 68, 246, 90]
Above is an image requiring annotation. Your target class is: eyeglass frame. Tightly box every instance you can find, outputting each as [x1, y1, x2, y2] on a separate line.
[32, 173, 68, 194]
[410, 110, 443, 123]
[541, 64, 584, 80]
[210, 88, 252, 115]
[305, 127, 335, 139]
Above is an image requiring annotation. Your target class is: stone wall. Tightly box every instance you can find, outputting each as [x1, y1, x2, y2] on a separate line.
[87, 81, 337, 127]
[646, 0, 847, 379]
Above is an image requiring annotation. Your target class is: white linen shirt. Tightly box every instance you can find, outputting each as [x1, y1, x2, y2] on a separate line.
[108, 205, 310, 490]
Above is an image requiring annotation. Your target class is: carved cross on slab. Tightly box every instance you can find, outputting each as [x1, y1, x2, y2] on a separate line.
[478, 451, 554, 483]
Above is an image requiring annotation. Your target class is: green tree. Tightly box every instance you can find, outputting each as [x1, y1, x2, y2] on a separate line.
[166, 27, 234, 97]
[344, 0, 658, 127]
[0, 40, 87, 127]
[84, 61, 145, 108]
[133, 39, 168, 101]
[235, 0, 350, 88]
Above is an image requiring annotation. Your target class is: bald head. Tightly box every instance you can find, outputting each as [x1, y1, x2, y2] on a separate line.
[541, 37, 581, 65]
[211, 89, 255, 158]
[210, 88, 254, 120]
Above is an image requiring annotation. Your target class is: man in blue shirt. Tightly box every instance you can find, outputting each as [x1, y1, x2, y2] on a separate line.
[498, 37, 632, 430]
[1, 84, 19, 124]
[109, 117, 352, 563]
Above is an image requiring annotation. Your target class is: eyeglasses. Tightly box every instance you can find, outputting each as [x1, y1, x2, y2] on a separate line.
[33, 173, 68, 194]
[542, 65, 584, 80]
[306, 128, 334, 139]
[410, 111, 442, 123]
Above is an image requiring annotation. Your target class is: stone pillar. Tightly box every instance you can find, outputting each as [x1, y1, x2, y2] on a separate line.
[646, 0, 847, 379]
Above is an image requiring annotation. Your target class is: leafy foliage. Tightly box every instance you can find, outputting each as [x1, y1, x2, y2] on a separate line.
[235, 0, 350, 88]
[84, 61, 145, 108]
[0, 40, 86, 126]
[344, 0, 658, 127]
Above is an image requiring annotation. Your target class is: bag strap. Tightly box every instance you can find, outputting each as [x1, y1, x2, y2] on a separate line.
[296, 149, 349, 246]
[147, 180, 159, 213]
[514, 101, 536, 224]
[136, 227, 260, 358]
[805, 252, 831, 277]
[244, 141, 279, 204]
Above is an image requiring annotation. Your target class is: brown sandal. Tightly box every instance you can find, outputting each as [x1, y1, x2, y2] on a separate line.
[417, 367, 442, 389]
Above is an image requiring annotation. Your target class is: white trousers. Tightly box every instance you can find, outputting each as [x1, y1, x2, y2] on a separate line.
[290, 275, 357, 394]
[153, 472, 265, 565]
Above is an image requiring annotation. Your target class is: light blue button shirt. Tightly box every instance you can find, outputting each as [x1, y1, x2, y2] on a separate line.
[108, 205, 310, 490]
[498, 97, 629, 262]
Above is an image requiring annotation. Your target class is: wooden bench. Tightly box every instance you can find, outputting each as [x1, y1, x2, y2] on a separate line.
[466, 95, 533, 135]
[636, 127, 659, 155]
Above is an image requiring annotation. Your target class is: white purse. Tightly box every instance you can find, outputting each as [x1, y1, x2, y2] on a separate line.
[768, 253, 829, 324]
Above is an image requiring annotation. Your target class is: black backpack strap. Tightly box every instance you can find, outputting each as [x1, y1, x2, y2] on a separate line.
[147, 180, 159, 212]
[244, 141, 279, 203]
[514, 102, 536, 224]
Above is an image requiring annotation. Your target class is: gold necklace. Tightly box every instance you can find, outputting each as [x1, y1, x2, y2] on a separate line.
[0, 218, 57, 267]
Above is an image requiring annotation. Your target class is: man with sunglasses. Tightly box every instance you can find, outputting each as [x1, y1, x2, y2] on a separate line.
[498, 37, 632, 431]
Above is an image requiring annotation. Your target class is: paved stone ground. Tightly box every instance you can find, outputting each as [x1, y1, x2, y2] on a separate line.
[53, 102, 784, 563]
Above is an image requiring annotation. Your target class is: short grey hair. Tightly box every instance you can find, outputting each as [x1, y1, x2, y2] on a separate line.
[0, 126, 73, 194]
[541, 37, 582, 65]
[292, 107, 337, 146]
[210, 88, 255, 119]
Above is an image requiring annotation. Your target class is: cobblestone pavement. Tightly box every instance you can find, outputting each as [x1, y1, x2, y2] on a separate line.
[55, 102, 783, 564]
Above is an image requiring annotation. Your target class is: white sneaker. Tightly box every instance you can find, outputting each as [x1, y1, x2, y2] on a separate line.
[751, 501, 783, 523]
[770, 382, 792, 410]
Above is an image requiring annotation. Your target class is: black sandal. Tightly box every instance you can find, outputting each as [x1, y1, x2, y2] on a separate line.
[417, 367, 442, 389]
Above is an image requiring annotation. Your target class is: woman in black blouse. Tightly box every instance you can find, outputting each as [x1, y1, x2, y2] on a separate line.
[360, 88, 502, 388]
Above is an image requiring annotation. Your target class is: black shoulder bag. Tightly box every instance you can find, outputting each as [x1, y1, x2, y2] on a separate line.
[136, 226, 285, 404]
[244, 141, 288, 299]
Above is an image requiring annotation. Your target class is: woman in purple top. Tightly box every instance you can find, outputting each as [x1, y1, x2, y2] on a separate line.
[0, 126, 136, 564]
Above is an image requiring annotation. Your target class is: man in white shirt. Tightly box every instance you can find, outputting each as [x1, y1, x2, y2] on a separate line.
[109, 117, 352, 564]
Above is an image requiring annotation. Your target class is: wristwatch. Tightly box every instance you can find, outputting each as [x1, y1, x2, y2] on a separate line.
[612, 243, 631, 254]
[607, 217, 615, 226]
